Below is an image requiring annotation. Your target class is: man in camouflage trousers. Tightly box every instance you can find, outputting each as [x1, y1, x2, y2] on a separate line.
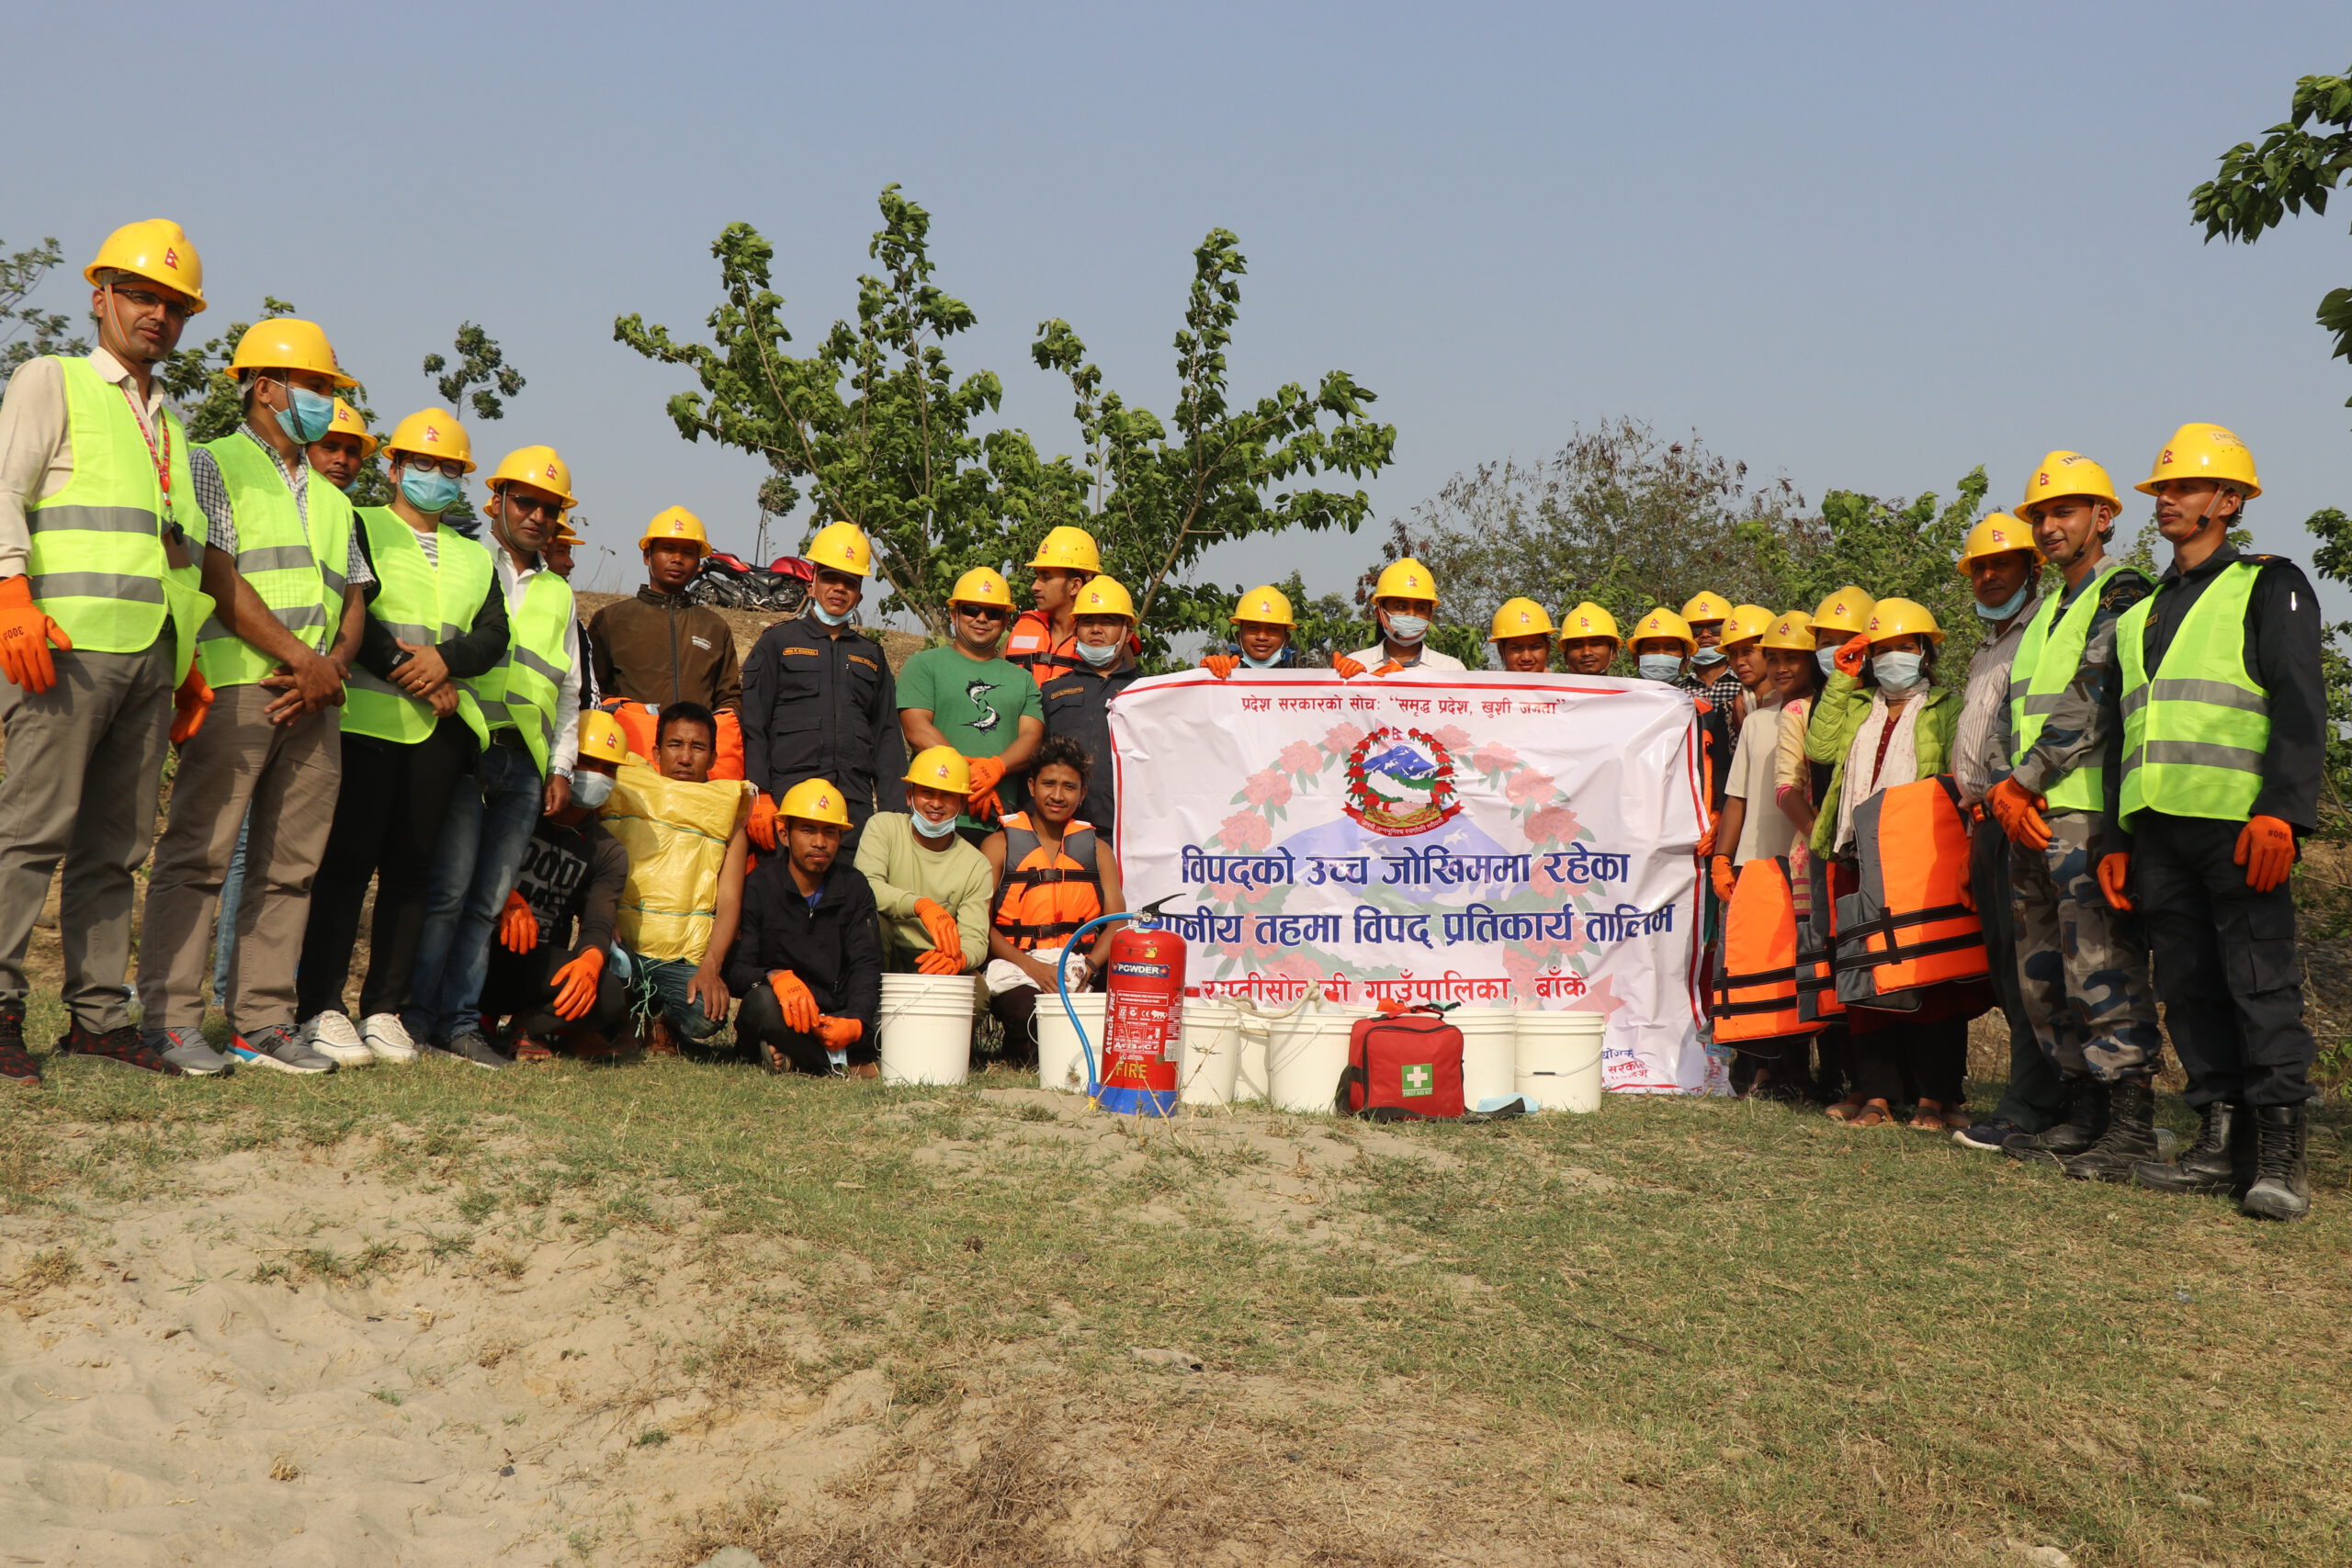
[1984, 453, 2165, 1180]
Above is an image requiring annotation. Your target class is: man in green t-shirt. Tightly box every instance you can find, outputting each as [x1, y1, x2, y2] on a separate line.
[897, 568, 1043, 838]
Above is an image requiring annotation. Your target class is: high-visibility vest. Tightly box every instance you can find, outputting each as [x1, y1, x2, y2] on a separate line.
[193, 433, 354, 688]
[23, 356, 212, 678]
[598, 697, 747, 781]
[469, 567, 574, 776]
[601, 761, 748, 962]
[2116, 562, 2267, 829]
[1831, 776, 1986, 1010]
[343, 508, 492, 748]
[990, 811, 1103, 951]
[1711, 857, 1817, 1042]
[2006, 561, 2122, 814]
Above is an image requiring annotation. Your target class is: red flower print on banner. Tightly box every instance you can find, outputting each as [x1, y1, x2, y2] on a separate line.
[1470, 741, 1519, 776]
[1279, 740, 1321, 776]
[1243, 768, 1293, 808]
[1217, 810, 1272, 853]
[1525, 803, 1580, 845]
[1322, 722, 1366, 758]
[1433, 725, 1470, 750]
[1505, 768, 1556, 807]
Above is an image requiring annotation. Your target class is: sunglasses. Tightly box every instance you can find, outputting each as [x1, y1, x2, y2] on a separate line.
[110, 287, 196, 322]
[499, 491, 564, 519]
[953, 604, 1010, 622]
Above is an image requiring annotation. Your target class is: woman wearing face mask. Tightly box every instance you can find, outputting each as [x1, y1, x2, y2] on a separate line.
[1201, 585, 1300, 677]
[1802, 597, 1981, 1130]
[1634, 605, 1734, 840]
[291, 410, 512, 1067]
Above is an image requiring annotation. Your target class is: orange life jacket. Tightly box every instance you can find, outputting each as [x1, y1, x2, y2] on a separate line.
[1793, 853, 1844, 1024]
[990, 811, 1103, 951]
[1831, 775, 1987, 1010]
[1004, 610, 1085, 684]
[600, 698, 745, 781]
[1711, 857, 1816, 1042]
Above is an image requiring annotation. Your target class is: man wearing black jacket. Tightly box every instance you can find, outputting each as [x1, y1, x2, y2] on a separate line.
[726, 777, 884, 1077]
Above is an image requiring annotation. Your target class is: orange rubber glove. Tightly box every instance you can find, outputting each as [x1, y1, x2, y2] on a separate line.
[768, 968, 820, 1032]
[746, 791, 778, 852]
[965, 756, 1007, 821]
[1373, 659, 1405, 677]
[1985, 777, 2052, 852]
[815, 1015, 863, 1050]
[2097, 852, 2133, 911]
[549, 947, 605, 1021]
[915, 947, 965, 976]
[1331, 654, 1366, 678]
[1710, 855, 1737, 903]
[1695, 817, 1716, 859]
[1203, 654, 1239, 679]
[0, 575, 71, 695]
[2235, 815, 2297, 894]
[497, 888, 539, 953]
[170, 667, 214, 745]
[1834, 632, 1869, 679]
[912, 897, 963, 957]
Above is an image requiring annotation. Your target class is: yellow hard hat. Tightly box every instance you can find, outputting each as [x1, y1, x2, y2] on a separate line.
[1557, 601, 1621, 647]
[903, 744, 973, 794]
[805, 520, 873, 577]
[576, 709, 628, 765]
[1074, 574, 1136, 620]
[324, 400, 376, 458]
[1027, 524, 1102, 572]
[484, 445, 576, 510]
[1955, 513, 2041, 573]
[549, 518, 584, 547]
[227, 318, 356, 388]
[1864, 596, 1943, 645]
[1372, 558, 1438, 604]
[1632, 606, 1695, 656]
[2017, 451, 2120, 522]
[2137, 423, 2261, 499]
[1679, 591, 1734, 625]
[84, 220, 205, 312]
[1486, 597, 1558, 641]
[1721, 604, 1775, 646]
[1760, 611, 1815, 652]
[1231, 584, 1295, 627]
[949, 567, 1014, 608]
[779, 777, 853, 828]
[640, 505, 711, 556]
[1811, 587, 1875, 637]
[383, 408, 476, 473]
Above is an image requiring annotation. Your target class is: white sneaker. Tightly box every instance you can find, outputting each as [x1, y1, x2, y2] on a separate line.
[300, 1010, 375, 1066]
[360, 1012, 421, 1065]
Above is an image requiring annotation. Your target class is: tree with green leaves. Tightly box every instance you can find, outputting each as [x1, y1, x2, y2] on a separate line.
[1030, 229, 1396, 660]
[424, 322, 526, 421]
[1, 236, 88, 379]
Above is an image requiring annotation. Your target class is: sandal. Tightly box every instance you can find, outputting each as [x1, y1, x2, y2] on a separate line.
[511, 1034, 555, 1064]
[1908, 1100, 1963, 1133]
[1847, 1099, 1895, 1128]
[1824, 1095, 1869, 1123]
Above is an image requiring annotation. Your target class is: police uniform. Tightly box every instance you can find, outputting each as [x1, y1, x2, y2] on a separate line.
[1039, 660, 1140, 841]
[741, 610, 906, 834]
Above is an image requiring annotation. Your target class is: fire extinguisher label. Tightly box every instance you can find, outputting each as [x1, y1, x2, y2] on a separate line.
[1112, 962, 1170, 977]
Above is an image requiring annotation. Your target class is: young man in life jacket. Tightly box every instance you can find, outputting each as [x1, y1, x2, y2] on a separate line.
[2114, 425, 2326, 1219]
[1201, 585, 1301, 677]
[1487, 599, 1555, 672]
[726, 777, 884, 1077]
[855, 745, 994, 977]
[1985, 455, 2165, 1181]
[1005, 524, 1101, 683]
[897, 567, 1043, 840]
[979, 735, 1126, 1070]
[1556, 602, 1621, 676]
[1339, 558, 1463, 676]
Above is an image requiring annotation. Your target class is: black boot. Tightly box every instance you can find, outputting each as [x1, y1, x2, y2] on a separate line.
[2004, 1075, 2108, 1166]
[2133, 1100, 2245, 1196]
[2240, 1104, 2312, 1222]
[2061, 1079, 2160, 1182]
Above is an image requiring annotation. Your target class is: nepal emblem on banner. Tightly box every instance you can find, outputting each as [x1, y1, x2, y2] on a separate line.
[1341, 726, 1463, 839]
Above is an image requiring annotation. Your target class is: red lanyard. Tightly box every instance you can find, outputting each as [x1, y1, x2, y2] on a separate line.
[119, 381, 173, 507]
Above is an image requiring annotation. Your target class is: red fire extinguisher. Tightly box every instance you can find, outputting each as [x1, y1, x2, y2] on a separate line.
[1096, 925, 1185, 1116]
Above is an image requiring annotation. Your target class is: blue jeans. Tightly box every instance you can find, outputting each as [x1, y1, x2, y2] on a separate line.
[211, 808, 251, 1006]
[613, 946, 730, 1043]
[405, 743, 545, 1043]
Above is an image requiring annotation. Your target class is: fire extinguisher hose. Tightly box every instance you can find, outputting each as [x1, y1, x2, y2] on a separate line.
[1053, 896, 1181, 1098]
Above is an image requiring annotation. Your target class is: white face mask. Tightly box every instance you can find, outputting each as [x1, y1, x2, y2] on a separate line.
[809, 600, 853, 627]
[1690, 645, 1726, 666]
[1637, 654, 1683, 682]
[1872, 650, 1926, 692]
[1815, 647, 1839, 677]
[570, 770, 615, 809]
[910, 807, 958, 840]
[1383, 613, 1430, 644]
[1077, 638, 1120, 668]
[1241, 649, 1283, 670]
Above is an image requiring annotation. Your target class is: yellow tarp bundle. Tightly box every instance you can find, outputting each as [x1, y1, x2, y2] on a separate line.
[601, 762, 747, 962]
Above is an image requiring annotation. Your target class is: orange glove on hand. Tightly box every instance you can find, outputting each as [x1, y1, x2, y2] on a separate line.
[1834, 632, 1869, 679]
[549, 947, 605, 1021]
[1710, 855, 1737, 903]
[1373, 659, 1405, 677]
[2097, 852, 2133, 911]
[964, 756, 1007, 821]
[1331, 654, 1366, 679]
[2235, 815, 2297, 894]
[497, 889, 539, 953]
[746, 792, 778, 852]
[816, 1015, 863, 1050]
[170, 667, 214, 745]
[1695, 818, 1716, 859]
[0, 575, 72, 695]
[912, 897, 963, 958]
[1203, 654, 1240, 680]
[1985, 777, 2052, 852]
[768, 969, 820, 1032]
[915, 947, 964, 976]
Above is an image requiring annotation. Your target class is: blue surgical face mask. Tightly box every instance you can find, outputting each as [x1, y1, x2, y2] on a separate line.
[1873, 650, 1926, 692]
[808, 600, 853, 627]
[910, 807, 957, 840]
[1690, 644, 1727, 666]
[1815, 647, 1840, 677]
[1384, 613, 1430, 644]
[1241, 648, 1283, 670]
[277, 382, 335, 444]
[1638, 654, 1684, 682]
[400, 468, 462, 513]
[1974, 583, 2030, 622]
[1078, 637, 1120, 668]
[570, 769, 615, 809]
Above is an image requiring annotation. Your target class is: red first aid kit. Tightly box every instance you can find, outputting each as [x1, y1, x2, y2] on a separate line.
[1338, 1010, 1465, 1121]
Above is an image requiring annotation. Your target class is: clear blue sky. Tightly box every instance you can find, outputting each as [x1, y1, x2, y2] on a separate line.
[13, 1, 2351, 614]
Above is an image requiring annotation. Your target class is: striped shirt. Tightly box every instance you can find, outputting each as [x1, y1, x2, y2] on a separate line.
[188, 428, 371, 586]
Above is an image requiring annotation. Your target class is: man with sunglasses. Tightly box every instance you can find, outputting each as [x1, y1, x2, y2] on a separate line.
[0, 221, 213, 1085]
[402, 445, 583, 1068]
[898, 568, 1044, 841]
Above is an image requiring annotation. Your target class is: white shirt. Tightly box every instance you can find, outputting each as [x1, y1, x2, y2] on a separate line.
[0, 349, 175, 578]
[493, 547, 581, 779]
[1344, 643, 1466, 672]
[1951, 596, 2039, 807]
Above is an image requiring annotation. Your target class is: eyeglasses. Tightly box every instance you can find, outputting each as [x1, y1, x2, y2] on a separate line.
[397, 456, 467, 479]
[953, 604, 1009, 622]
[109, 287, 196, 322]
[498, 491, 564, 519]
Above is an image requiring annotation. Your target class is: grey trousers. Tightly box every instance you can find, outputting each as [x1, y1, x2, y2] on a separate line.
[138, 682, 341, 1034]
[0, 633, 175, 1030]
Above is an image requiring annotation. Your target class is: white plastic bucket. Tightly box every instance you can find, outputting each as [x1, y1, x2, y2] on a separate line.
[1234, 1018, 1272, 1102]
[1451, 1007, 1520, 1107]
[1036, 992, 1108, 1093]
[876, 973, 976, 1087]
[1267, 1001, 1363, 1114]
[1178, 998, 1242, 1106]
[1514, 1010, 1607, 1112]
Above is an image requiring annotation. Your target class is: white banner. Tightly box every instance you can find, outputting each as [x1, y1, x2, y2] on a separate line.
[1110, 669, 1714, 1094]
